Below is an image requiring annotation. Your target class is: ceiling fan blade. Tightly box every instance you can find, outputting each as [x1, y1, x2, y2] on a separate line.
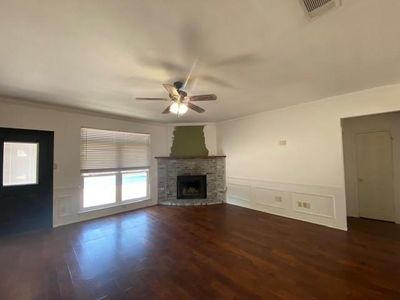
[126, 76, 161, 84]
[162, 105, 172, 114]
[136, 97, 169, 101]
[189, 94, 217, 101]
[198, 75, 232, 88]
[141, 57, 186, 73]
[163, 84, 179, 97]
[211, 53, 261, 67]
[187, 102, 205, 113]
[183, 58, 199, 90]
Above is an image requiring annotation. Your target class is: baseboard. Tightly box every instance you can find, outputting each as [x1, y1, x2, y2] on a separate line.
[226, 177, 347, 231]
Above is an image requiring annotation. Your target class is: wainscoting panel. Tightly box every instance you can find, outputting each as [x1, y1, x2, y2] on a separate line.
[227, 183, 252, 206]
[53, 186, 156, 227]
[254, 187, 290, 210]
[54, 186, 80, 218]
[226, 177, 346, 230]
[292, 192, 335, 218]
[53, 186, 81, 226]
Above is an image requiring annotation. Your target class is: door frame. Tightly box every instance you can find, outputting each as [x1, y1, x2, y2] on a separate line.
[342, 119, 400, 224]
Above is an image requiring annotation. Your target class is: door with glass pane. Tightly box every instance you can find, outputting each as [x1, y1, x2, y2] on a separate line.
[0, 128, 54, 235]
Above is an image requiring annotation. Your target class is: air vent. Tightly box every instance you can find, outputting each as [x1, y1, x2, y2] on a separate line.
[301, 0, 341, 18]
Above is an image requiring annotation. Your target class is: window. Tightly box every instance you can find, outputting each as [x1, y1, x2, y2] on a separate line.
[122, 170, 148, 201]
[83, 173, 116, 208]
[80, 128, 150, 209]
[3, 142, 38, 186]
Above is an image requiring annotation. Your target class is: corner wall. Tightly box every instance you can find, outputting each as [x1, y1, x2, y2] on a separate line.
[0, 98, 169, 226]
[217, 84, 400, 230]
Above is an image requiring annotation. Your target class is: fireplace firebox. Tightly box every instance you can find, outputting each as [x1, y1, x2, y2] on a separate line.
[177, 175, 207, 199]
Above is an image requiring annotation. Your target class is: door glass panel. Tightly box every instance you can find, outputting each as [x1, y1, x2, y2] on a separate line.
[83, 174, 116, 208]
[122, 171, 148, 201]
[3, 142, 39, 186]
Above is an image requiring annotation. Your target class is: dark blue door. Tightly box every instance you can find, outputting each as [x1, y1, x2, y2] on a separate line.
[0, 128, 54, 235]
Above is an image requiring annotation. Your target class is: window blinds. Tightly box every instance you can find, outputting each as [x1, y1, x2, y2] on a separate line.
[80, 128, 150, 171]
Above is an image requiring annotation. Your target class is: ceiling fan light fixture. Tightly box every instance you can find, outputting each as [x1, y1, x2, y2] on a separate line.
[169, 102, 188, 115]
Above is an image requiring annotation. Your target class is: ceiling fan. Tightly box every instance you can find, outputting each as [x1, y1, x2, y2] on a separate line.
[136, 80, 217, 115]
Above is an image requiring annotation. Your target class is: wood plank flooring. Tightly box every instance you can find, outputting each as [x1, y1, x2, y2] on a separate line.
[0, 204, 399, 299]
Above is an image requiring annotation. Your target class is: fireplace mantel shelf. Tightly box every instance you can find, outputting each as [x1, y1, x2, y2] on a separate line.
[155, 155, 226, 159]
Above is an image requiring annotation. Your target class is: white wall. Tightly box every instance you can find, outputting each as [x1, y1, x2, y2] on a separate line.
[217, 84, 400, 230]
[0, 97, 169, 226]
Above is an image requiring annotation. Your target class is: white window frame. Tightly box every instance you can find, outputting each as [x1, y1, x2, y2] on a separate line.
[80, 168, 150, 212]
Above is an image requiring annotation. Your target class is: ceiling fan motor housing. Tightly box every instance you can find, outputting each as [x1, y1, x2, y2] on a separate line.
[173, 81, 184, 90]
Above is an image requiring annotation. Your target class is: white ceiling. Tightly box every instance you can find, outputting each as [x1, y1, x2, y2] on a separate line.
[0, 0, 400, 122]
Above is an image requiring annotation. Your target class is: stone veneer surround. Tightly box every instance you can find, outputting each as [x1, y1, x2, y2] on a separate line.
[156, 156, 226, 205]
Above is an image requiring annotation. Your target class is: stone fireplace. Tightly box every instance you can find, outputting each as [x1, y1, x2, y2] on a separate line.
[156, 156, 226, 205]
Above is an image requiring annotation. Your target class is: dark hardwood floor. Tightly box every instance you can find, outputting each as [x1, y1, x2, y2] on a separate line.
[0, 204, 399, 299]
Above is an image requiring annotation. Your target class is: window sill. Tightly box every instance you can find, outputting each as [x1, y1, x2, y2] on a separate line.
[79, 197, 151, 214]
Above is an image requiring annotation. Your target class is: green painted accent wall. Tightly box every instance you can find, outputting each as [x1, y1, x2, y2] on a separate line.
[170, 126, 209, 157]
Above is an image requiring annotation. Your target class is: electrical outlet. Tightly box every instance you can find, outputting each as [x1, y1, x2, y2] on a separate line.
[297, 201, 302, 207]
[302, 202, 311, 209]
[274, 196, 282, 202]
[279, 140, 287, 146]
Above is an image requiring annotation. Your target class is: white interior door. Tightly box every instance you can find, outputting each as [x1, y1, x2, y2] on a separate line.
[356, 131, 395, 222]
